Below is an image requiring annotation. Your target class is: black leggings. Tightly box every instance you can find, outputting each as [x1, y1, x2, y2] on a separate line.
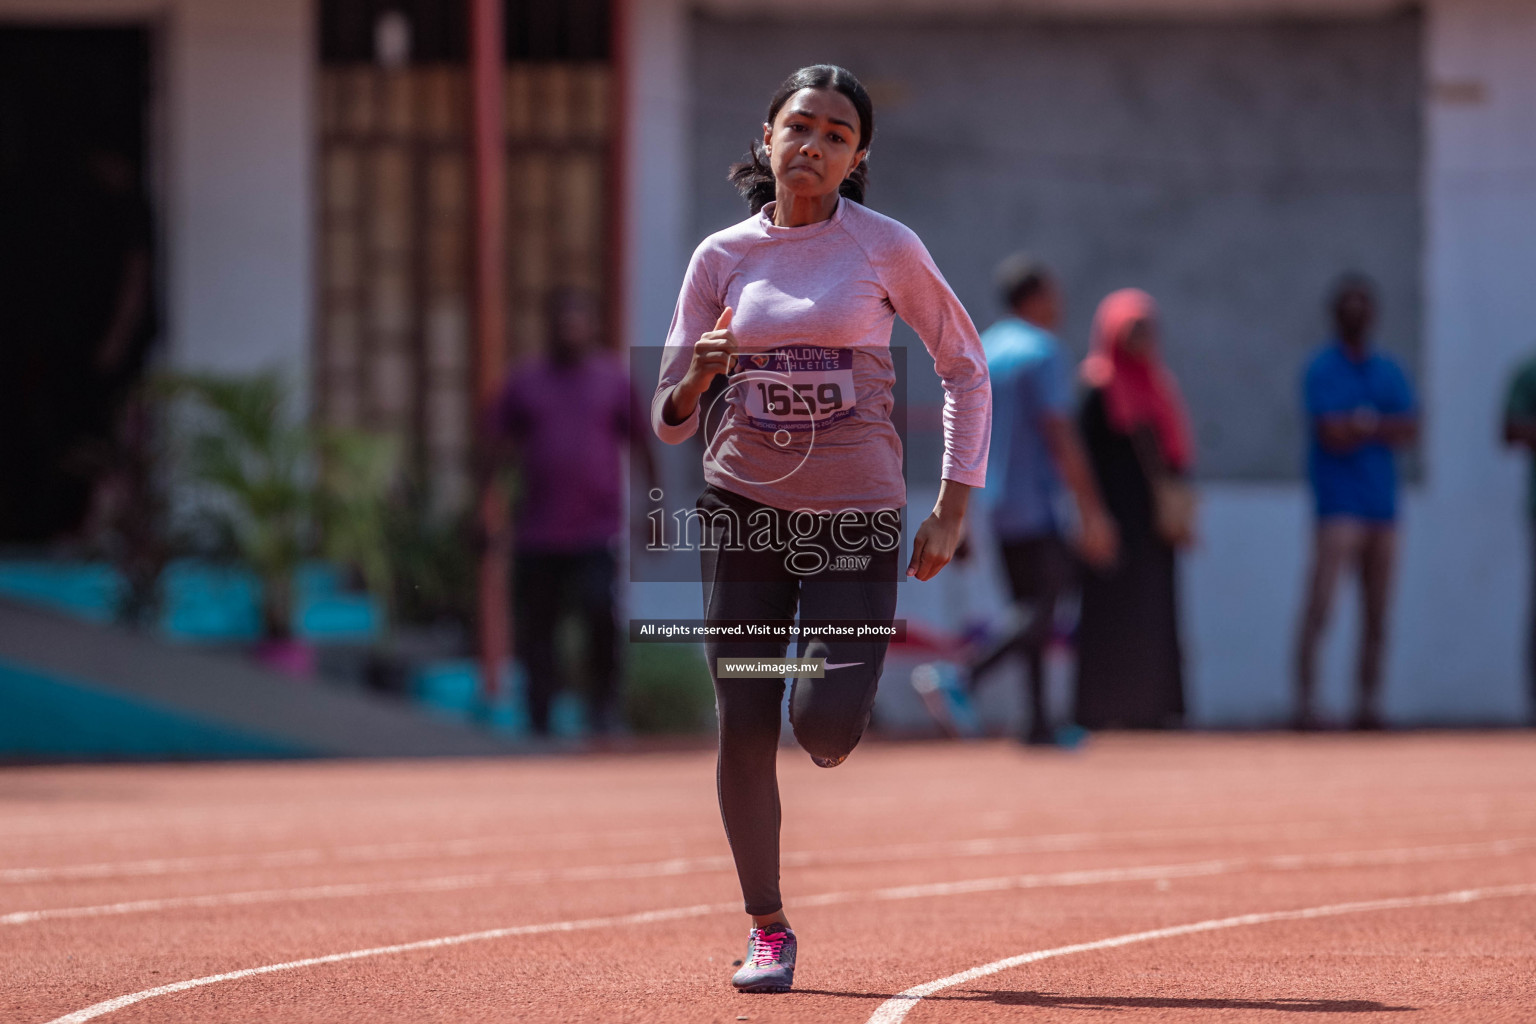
[697, 485, 900, 915]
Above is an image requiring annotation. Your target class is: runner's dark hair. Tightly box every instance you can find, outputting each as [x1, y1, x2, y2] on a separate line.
[728, 64, 874, 215]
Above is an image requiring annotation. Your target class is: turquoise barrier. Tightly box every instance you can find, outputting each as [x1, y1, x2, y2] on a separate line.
[0, 560, 382, 645]
[0, 660, 312, 760]
[408, 660, 581, 738]
[0, 563, 122, 624]
[158, 561, 262, 641]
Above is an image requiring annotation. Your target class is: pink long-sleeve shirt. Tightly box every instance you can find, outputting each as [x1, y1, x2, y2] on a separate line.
[652, 198, 990, 512]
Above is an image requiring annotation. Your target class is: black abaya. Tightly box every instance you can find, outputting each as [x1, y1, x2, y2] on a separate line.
[1074, 387, 1186, 729]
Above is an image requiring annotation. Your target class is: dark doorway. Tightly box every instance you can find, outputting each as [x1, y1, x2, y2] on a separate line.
[0, 25, 157, 545]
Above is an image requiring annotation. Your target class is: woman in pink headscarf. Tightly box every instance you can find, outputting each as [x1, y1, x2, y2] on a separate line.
[1074, 289, 1192, 730]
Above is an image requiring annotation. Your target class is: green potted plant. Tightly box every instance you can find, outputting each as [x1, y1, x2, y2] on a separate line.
[158, 372, 319, 674]
[314, 427, 400, 618]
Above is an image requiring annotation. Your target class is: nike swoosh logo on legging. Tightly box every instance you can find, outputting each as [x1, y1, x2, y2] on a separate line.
[822, 662, 865, 670]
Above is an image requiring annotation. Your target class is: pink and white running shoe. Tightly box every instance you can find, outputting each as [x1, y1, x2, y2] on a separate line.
[731, 922, 796, 993]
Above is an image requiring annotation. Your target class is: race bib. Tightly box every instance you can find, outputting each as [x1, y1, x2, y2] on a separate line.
[735, 344, 857, 433]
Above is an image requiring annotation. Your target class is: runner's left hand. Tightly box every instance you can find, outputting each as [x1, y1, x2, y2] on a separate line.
[907, 512, 964, 581]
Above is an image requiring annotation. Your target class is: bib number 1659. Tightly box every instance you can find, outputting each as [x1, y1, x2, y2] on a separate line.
[754, 380, 844, 417]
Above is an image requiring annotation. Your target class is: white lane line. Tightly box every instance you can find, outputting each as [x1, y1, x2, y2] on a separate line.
[8, 810, 1527, 885]
[40, 899, 740, 1024]
[2, 785, 1524, 843]
[863, 883, 1536, 1024]
[803, 837, 1536, 906]
[40, 875, 1536, 1024]
[0, 809, 524, 841]
[10, 835, 1536, 927]
[0, 856, 732, 925]
[7, 836, 1535, 927]
[0, 825, 715, 884]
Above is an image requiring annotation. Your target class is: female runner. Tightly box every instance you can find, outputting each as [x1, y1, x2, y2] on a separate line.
[651, 64, 991, 993]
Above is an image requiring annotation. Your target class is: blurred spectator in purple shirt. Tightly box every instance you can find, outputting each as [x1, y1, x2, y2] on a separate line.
[490, 288, 656, 736]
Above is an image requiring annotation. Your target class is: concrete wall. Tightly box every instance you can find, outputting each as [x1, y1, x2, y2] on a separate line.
[622, 0, 691, 378]
[0, 0, 314, 399]
[1192, 0, 1536, 727]
[622, 0, 1536, 726]
[1408, 0, 1536, 720]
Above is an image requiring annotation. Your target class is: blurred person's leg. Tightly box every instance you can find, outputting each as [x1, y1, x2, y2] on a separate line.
[969, 539, 1039, 679]
[515, 552, 565, 736]
[1022, 538, 1070, 741]
[1164, 543, 1187, 728]
[971, 537, 1069, 743]
[574, 547, 620, 733]
[1355, 524, 1398, 730]
[1294, 519, 1359, 728]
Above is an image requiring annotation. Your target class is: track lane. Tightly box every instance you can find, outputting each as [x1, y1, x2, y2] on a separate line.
[6, 833, 1532, 928]
[6, 735, 1534, 1023]
[24, 844, 1536, 1022]
[865, 884, 1536, 1024]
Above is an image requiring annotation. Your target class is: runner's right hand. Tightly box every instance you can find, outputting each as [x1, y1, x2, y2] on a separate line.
[679, 307, 737, 397]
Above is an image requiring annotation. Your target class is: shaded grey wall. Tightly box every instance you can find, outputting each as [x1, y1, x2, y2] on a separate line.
[689, 12, 1422, 480]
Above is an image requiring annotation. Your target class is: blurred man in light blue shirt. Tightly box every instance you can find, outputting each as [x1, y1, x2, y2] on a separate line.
[969, 255, 1116, 744]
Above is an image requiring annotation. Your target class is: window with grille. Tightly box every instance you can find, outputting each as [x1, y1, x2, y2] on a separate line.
[317, 1, 611, 510]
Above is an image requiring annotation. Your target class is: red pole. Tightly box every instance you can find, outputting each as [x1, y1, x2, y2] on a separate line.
[470, 0, 509, 704]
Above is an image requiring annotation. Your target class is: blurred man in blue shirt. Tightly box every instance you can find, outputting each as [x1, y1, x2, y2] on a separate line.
[968, 255, 1116, 744]
[1295, 275, 1418, 731]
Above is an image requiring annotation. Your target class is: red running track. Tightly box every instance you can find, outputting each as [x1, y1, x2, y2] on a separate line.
[4, 733, 1535, 1023]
